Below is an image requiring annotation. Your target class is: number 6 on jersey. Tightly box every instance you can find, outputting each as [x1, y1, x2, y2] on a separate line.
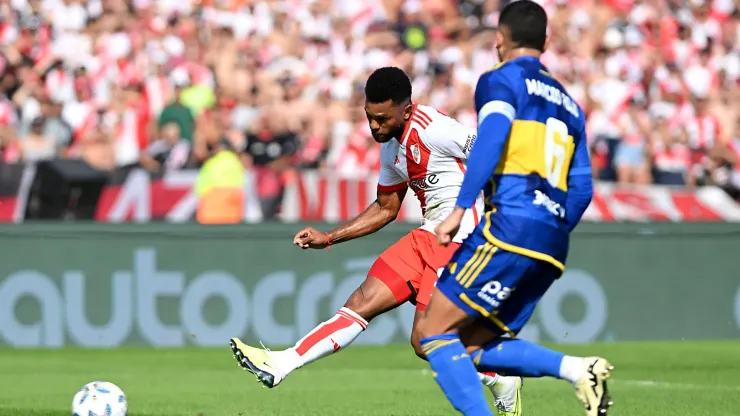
[543, 117, 573, 189]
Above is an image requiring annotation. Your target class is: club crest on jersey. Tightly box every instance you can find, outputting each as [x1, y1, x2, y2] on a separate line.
[410, 144, 421, 164]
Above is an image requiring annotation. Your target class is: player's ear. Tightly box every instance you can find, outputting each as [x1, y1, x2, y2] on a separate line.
[403, 102, 413, 121]
[542, 36, 550, 53]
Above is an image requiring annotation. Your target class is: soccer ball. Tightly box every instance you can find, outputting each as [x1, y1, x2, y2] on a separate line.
[72, 381, 127, 416]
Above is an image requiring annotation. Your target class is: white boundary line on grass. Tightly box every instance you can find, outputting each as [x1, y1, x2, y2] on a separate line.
[419, 369, 740, 392]
[616, 379, 740, 392]
[298, 368, 740, 392]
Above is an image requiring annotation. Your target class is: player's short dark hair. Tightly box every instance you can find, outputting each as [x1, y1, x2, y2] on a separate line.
[499, 0, 548, 51]
[364, 67, 412, 105]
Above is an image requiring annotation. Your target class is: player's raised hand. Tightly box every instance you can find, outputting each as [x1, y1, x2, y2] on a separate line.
[435, 208, 465, 246]
[293, 227, 330, 249]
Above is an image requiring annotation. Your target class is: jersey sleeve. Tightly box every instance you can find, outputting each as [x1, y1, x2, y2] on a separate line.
[475, 70, 518, 125]
[422, 121, 478, 160]
[377, 148, 407, 192]
[454, 71, 517, 209]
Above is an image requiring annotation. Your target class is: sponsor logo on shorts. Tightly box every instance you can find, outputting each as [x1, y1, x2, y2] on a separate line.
[477, 281, 514, 309]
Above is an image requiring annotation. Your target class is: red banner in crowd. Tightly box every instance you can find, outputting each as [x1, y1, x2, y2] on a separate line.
[2, 166, 740, 223]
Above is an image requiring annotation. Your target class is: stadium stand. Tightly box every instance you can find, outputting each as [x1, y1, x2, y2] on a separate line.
[0, 0, 738, 220]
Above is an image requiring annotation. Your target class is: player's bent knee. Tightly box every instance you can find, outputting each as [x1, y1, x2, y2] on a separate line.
[411, 316, 434, 347]
[416, 287, 471, 339]
[343, 286, 377, 321]
[343, 276, 399, 322]
[409, 331, 427, 360]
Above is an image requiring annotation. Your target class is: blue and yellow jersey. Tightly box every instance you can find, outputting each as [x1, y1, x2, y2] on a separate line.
[471, 56, 591, 271]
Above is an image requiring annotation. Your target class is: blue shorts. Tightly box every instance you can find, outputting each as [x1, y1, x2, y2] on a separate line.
[436, 232, 562, 337]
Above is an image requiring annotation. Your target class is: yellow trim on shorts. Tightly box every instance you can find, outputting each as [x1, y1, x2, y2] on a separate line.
[488, 312, 516, 339]
[459, 293, 516, 338]
[463, 246, 498, 289]
[456, 243, 489, 283]
[458, 244, 496, 287]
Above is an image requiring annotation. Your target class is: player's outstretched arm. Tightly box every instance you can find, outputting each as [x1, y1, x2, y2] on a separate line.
[327, 186, 408, 244]
[293, 186, 407, 249]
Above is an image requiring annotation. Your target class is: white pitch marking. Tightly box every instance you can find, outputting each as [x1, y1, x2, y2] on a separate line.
[615, 379, 740, 392]
[298, 368, 740, 392]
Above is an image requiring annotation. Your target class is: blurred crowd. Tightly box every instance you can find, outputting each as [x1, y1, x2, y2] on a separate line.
[0, 0, 739, 205]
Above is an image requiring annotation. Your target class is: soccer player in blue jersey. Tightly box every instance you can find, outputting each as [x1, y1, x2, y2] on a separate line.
[413, 1, 614, 415]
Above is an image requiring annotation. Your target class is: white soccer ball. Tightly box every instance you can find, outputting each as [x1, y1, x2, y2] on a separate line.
[72, 381, 128, 416]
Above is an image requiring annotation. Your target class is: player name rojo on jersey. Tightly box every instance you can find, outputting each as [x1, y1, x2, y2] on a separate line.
[525, 78, 579, 118]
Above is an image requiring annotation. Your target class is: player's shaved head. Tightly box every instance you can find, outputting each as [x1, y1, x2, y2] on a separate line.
[497, 0, 548, 59]
[364, 67, 413, 143]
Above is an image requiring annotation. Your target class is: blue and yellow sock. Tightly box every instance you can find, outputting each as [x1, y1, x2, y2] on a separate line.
[421, 334, 493, 416]
[471, 338, 564, 378]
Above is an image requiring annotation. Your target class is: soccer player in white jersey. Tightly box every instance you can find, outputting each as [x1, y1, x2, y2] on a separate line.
[230, 67, 523, 415]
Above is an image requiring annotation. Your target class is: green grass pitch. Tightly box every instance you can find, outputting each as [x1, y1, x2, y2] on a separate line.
[1, 341, 739, 415]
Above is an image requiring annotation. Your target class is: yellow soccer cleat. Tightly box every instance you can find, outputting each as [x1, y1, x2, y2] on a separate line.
[575, 357, 614, 416]
[491, 376, 523, 416]
[229, 338, 286, 388]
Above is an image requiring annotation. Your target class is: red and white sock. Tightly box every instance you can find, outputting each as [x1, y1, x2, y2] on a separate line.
[478, 371, 500, 386]
[271, 307, 368, 374]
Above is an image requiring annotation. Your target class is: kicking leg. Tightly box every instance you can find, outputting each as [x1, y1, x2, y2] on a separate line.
[280, 273, 402, 369]
[231, 232, 425, 388]
[231, 275, 401, 387]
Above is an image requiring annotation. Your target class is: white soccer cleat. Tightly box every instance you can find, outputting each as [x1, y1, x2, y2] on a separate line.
[575, 357, 614, 416]
[230, 338, 287, 388]
[489, 376, 523, 416]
